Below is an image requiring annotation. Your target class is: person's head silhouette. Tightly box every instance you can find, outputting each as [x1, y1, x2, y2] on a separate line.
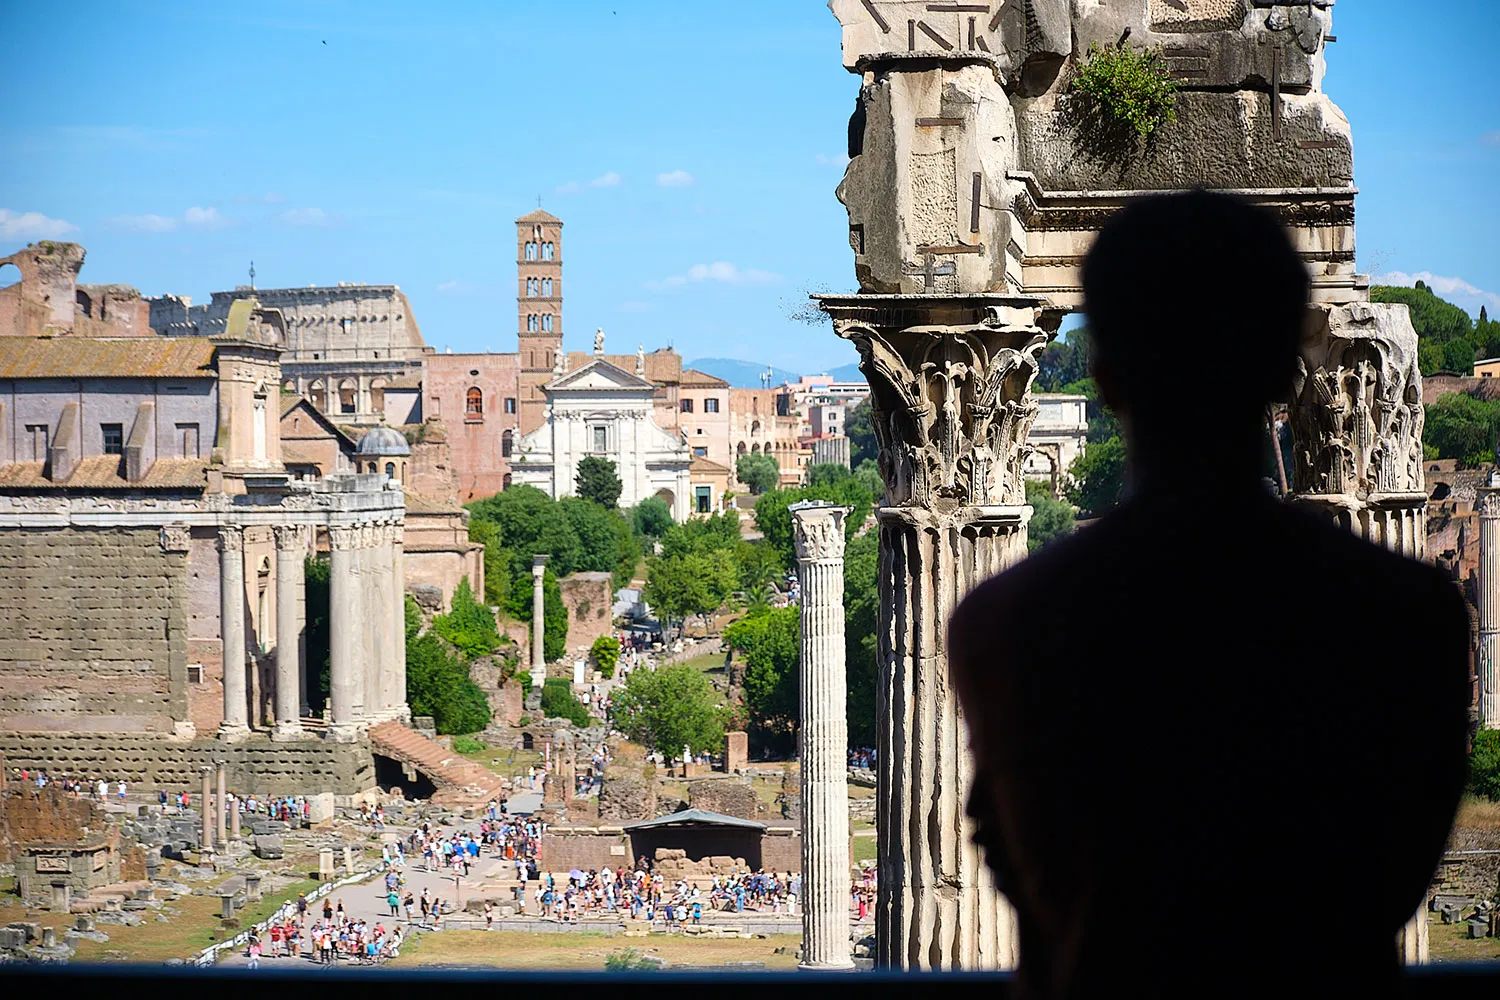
[1081, 191, 1308, 483]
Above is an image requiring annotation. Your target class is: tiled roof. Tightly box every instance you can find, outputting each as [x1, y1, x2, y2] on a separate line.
[691, 454, 730, 474]
[0, 457, 208, 490]
[0, 337, 217, 379]
[515, 208, 562, 224]
[403, 488, 463, 516]
[680, 368, 730, 388]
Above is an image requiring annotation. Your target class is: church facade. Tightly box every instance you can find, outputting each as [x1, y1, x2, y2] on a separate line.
[511, 352, 693, 521]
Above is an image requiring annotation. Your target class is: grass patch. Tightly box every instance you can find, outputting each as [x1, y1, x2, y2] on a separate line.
[1428, 913, 1500, 963]
[455, 745, 544, 784]
[680, 651, 727, 674]
[391, 930, 801, 970]
[1455, 796, 1500, 831]
[847, 783, 876, 800]
[851, 837, 878, 865]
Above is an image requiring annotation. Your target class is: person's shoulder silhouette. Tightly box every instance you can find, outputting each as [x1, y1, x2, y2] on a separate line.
[950, 192, 1471, 997]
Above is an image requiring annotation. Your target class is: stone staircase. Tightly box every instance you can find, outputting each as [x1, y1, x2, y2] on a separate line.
[367, 721, 507, 815]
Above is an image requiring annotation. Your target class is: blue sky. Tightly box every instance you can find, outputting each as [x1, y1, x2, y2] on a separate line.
[1, 0, 1496, 373]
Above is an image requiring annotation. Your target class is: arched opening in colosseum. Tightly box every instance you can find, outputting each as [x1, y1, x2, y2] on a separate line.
[337, 379, 357, 414]
[309, 380, 326, 412]
[370, 377, 388, 416]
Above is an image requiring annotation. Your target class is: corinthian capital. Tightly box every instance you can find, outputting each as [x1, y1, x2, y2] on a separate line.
[791, 502, 851, 563]
[329, 525, 359, 550]
[216, 525, 244, 553]
[1481, 492, 1500, 518]
[819, 295, 1050, 509]
[272, 524, 305, 551]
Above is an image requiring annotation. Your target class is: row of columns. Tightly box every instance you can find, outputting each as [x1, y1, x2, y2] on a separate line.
[197, 763, 239, 852]
[217, 519, 405, 744]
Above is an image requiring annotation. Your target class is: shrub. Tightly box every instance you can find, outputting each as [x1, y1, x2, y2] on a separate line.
[609, 663, 725, 758]
[453, 735, 486, 754]
[591, 635, 622, 678]
[431, 579, 502, 658]
[604, 948, 659, 972]
[541, 677, 591, 727]
[406, 633, 491, 735]
[1470, 730, 1500, 802]
[1059, 43, 1177, 172]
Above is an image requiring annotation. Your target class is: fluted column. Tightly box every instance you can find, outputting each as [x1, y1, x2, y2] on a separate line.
[217, 526, 250, 742]
[821, 294, 1051, 970]
[328, 525, 363, 740]
[1480, 488, 1500, 730]
[359, 526, 381, 722]
[215, 763, 228, 845]
[1288, 302, 1427, 557]
[391, 523, 409, 722]
[199, 765, 215, 854]
[793, 501, 855, 971]
[531, 554, 549, 688]
[272, 526, 305, 740]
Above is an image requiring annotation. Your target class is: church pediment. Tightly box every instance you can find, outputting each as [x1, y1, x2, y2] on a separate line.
[545, 358, 656, 393]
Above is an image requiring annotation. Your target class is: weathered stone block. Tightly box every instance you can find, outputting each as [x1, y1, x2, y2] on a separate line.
[253, 835, 284, 860]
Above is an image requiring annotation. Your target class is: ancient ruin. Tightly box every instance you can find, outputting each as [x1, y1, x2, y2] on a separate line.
[824, 0, 1425, 969]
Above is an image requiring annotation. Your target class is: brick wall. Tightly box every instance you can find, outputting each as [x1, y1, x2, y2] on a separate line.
[0, 526, 188, 733]
[559, 572, 613, 658]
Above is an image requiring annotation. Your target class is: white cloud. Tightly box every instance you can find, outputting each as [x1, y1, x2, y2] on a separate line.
[1375, 270, 1500, 313]
[436, 280, 463, 293]
[0, 209, 78, 240]
[590, 171, 622, 188]
[656, 169, 694, 188]
[112, 213, 178, 232]
[183, 206, 224, 227]
[281, 207, 331, 227]
[554, 181, 583, 195]
[1482, 131, 1500, 147]
[815, 153, 849, 167]
[617, 300, 652, 313]
[647, 261, 779, 290]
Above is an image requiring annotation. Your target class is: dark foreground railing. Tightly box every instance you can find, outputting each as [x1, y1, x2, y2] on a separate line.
[0, 963, 1497, 997]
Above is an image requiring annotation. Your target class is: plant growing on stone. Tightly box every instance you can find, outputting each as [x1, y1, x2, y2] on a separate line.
[590, 635, 621, 678]
[1058, 43, 1177, 174]
[540, 678, 591, 727]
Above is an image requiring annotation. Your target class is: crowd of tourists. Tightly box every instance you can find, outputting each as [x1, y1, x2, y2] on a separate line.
[523, 864, 806, 923]
[244, 893, 405, 967]
[11, 769, 128, 800]
[847, 747, 876, 769]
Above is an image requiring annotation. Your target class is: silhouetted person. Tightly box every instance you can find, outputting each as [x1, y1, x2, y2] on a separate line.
[950, 192, 1470, 998]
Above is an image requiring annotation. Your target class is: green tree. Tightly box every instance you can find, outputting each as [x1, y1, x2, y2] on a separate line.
[1468, 729, 1500, 802]
[1425, 392, 1500, 467]
[736, 453, 780, 495]
[1418, 339, 1444, 378]
[842, 531, 879, 748]
[405, 633, 491, 735]
[540, 677, 592, 726]
[466, 518, 512, 609]
[560, 496, 638, 587]
[468, 484, 582, 577]
[1443, 337, 1476, 375]
[659, 509, 741, 560]
[734, 538, 781, 592]
[1025, 479, 1077, 552]
[575, 455, 623, 509]
[845, 397, 877, 467]
[404, 594, 423, 641]
[725, 606, 801, 752]
[644, 549, 737, 636]
[1036, 330, 1092, 392]
[610, 663, 725, 757]
[1067, 435, 1127, 517]
[631, 497, 674, 539]
[852, 458, 884, 502]
[590, 635, 622, 678]
[753, 477, 873, 568]
[1371, 283, 1475, 343]
[431, 578, 502, 659]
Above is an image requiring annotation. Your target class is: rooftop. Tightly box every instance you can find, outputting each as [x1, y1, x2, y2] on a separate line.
[0, 337, 217, 380]
[622, 809, 767, 832]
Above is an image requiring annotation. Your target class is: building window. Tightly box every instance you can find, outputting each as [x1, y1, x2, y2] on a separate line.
[502, 429, 513, 458]
[527, 315, 539, 332]
[384, 462, 396, 478]
[542, 241, 555, 260]
[704, 397, 719, 413]
[526, 277, 538, 296]
[696, 486, 712, 513]
[25, 424, 48, 461]
[466, 387, 484, 417]
[542, 278, 553, 296]
[592, 425, 607, 452]
[504, 397, 517, 414]
[187, 664, 204, 684]
[541, 315, 553, 332]
[525, 241, 537, 260]
[101, 423, 124, 455]
[680, 398, 694, 413]
[693, 446, 707, 457]
[503, 472, 513, 490]
[177, 423, 200, 458]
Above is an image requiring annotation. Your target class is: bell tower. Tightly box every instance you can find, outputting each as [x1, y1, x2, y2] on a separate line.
[516, 209, 564, 435]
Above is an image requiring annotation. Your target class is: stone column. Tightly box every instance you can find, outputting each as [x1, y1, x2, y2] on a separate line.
[328, 525, 363, 740]
[272, 526, 305, 741]
[230, 795, 241, 840]
[391, 523, 409, 722]
[373, 523, 399, 720]
[215, 764, 228, 846]
[1479, 485, 1500, 730]
[360, 525, 384, 720]
[530, 555, 549, 688]
[792, 501, 855, 971]
[199, 766, 215, 854]
[217, 526, 250, 742]
[820, 295, 1050, 969]
[1287, 302, 1427, 557]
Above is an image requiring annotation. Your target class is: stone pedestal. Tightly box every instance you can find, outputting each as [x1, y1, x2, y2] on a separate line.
[725, 731, 749, 773]
[343, 844, 355, 876]
[820, 294, 1051, 969]
[1480, 483, 1500, 731]
[245, 874, 261, 902]
[318, 848, 335, 880]
[229, 796, 241, 840]
[793, 502, 856, 971]
[272, 525, 305, 741]
[217, 527, 250, 742]
[50, 881, 69, 914]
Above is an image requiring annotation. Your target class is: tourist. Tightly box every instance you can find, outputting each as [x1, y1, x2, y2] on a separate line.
[403, 890, 414, 922]
[386, 888, 400, 917]
[484, 900, 494, 930]
[322, 896, 333, 923]
[245, 934, 261, 969]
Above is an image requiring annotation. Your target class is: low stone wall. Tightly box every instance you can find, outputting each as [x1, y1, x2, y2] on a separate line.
[544, 825, 629, 872]
[688, 776, 768, 820]
[0, 733, 376, 797]
[761, 826, 799, 873]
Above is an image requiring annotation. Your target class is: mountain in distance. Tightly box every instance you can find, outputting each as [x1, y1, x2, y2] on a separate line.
[686, 358, 866, 389]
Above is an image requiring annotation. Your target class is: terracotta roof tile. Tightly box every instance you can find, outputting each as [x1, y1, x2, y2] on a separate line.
[0, 456, 208, 490]
[0, 337, 217, 379]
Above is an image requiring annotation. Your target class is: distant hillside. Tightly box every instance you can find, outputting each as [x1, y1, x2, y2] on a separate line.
[826, 362, 862, 381]
[686, 358, 800, 389]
